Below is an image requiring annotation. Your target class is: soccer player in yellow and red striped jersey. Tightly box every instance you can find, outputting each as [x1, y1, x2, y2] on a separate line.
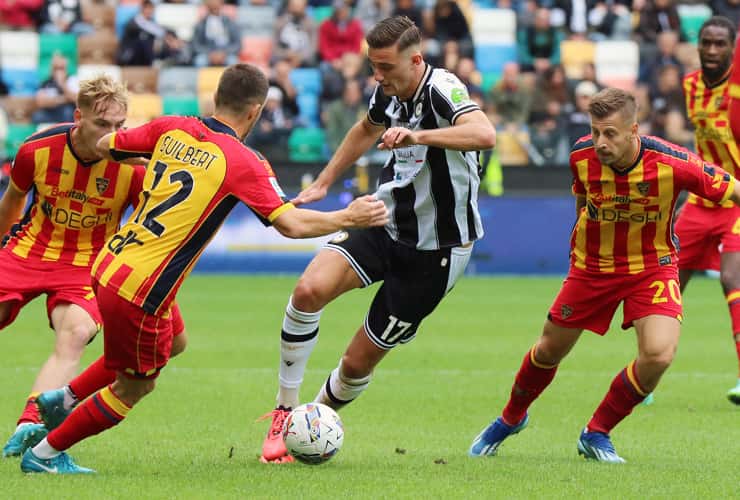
[0, 75, 161, 458]
[21, 64, 388, 474]
[678, 16, 740, 404]
[469, 88, 740, 463]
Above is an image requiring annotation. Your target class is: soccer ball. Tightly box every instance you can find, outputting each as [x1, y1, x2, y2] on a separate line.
[282, 403, 344, 465]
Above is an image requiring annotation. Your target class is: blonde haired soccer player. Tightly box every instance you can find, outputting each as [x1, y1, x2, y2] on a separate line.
[0, 74, 188, 457]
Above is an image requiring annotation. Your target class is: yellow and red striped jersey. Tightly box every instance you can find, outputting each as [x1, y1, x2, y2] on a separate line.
[5, 124, 144, 268]
[683, 67, 740, 208]
[93, 116, 293, 315]
[570, 135, 735, 274]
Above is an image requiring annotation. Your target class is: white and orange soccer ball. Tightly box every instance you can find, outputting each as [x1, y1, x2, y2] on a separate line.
[282, 403, 344, 465]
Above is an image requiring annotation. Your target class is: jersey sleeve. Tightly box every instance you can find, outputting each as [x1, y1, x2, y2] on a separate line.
[367, 85, 390, 126]
[9, 143, 35, 193]
[680, 152, 736, 204]
[232, 154, 293, 226]
[429, 72, 480, 124]
[108, 117, 171, 161]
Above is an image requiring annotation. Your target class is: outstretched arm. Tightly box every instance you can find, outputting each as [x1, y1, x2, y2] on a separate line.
[293, 117, 385, 206]
[271, 194, 389, 238]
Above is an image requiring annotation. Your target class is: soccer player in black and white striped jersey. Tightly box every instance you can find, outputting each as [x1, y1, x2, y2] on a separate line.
[260, 15, 496, 462]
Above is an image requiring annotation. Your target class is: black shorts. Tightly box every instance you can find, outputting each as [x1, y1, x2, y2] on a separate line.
[325, 227, 473, 349]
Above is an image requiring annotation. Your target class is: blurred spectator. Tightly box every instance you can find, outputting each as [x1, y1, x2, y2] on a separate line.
[118, 1, 190, 67]
[635, 0, 685, 44]
[269, 59, 300, 120]
[579, 62, 604, 93]
[649, 63, 684, 113]
[393, 0, 424, 33]
[529, 99, 569, 167]
[441, 39, 461, 72]
[355, 0, 392, 33]
[32, 53, 78, 124]
[318, 0, 364, 64]
[118, 1, 163, 66]
[710, 0, 740, 27]
[323, 79, 366, 152]
[455, 58, 482, 100]
[517, 7, 565, 73]
[321, 52, 365, 105]
[39, 0, 94, 35]
[489, 62, 532, 127]
[554, 0, 588, 37]
[531, 64, 573, 117]
[633, 84, 653, 129]
[588, 0, 632, 40]
[191, 0, 241, 68]
[0, 69, 8, 96]
[426, 0, 473, 59]
[638, 30, 682, 87]
[274, 0, 317, 68]
[0, 0, 42, 29]
[566, 80, 597, 146]
[247, 86, 293, 154]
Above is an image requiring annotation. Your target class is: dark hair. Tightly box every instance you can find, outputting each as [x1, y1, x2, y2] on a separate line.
[588, 87, 637, 121]
[699, 16, 737, 43]
[366, 16, 421, 51]
[215, 64, 269, 114]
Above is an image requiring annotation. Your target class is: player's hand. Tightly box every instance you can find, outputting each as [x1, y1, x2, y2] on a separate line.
[345, 195, 388, 228]
[378, 127, 417, 150]
[292, 181, 329, 206]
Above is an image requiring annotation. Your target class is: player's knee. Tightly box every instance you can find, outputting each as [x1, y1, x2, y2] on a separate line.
[534, 338, 566, 366]
[114, 376, 157, 406]
[642, 346, 676, 372]
[57, 323, 97, 351]
[720, 270, 740, 292]
[292, 278, 329, 312]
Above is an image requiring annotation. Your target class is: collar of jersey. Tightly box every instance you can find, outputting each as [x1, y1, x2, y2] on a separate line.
[201, 116, 239, 139]
[608, 136, 644, 176]
[702, 64, 732, 89]
[66, 126, 100, 167]
[406, 63, 433, 106]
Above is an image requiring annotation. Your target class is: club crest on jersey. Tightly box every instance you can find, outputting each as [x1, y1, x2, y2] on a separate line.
[636, 182, 650, 196]
[96, 177, 110, 194]
[561, 304, 573, 319]
[415, 101, 423, 117]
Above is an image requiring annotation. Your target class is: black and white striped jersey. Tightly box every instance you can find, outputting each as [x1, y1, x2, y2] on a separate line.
[367, 64, 484, 250]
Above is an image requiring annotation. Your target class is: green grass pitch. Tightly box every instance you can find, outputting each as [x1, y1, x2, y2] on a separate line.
[0, 275, 738, 498]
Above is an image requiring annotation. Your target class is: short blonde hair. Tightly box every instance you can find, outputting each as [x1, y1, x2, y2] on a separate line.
[77, 74, 129, 113]
[588, 87, 637, 122]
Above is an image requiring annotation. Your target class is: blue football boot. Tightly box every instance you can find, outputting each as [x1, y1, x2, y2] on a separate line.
[36, 389, 71, 430]
[21, 449, 94, 474]
[577, 428, 626, 463]
[2, 424, 48, 458]
[469, 414, 529, 457]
